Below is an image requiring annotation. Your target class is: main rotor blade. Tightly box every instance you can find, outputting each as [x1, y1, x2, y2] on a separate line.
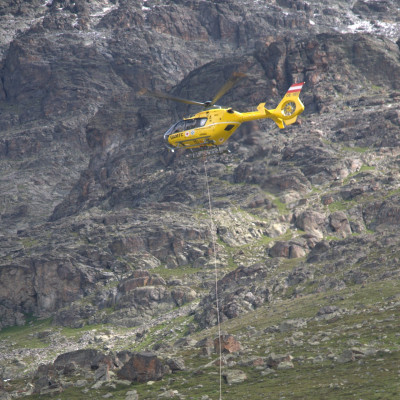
[138, 88, 206, 107]
[210, 71, 246, 106]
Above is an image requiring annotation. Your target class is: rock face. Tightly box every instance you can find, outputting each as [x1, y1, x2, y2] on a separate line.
[1, 1, 400, 398]
[0, 258, 104, 322]
[1, 0, 400, 327]
[195, 264, 272, 328]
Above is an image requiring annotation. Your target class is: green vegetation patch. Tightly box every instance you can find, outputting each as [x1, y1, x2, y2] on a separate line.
[341, 145, 370, 153]
[0, 317, 52, 349]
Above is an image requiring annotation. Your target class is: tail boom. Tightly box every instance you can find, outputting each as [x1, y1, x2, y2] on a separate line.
[237, 82, 305, 129]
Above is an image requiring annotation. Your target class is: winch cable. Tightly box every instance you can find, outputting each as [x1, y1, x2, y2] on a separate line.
[202, 152, 223, 400]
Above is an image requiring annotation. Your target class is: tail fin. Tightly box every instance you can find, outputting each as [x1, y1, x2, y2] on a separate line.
[264, 82, 305, 129]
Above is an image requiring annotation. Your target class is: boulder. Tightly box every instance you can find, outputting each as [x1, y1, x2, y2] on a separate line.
[239, 357, 267, 367]
[117, 351, 134, 364]
[214, 334, 241, 354]
[295, 210, 327, 239]
[62, 361, 78, 376]
[316, 305, 341, 316]
[94, 364, 110, 382]
[196, 337, 215, 356]
[171, 286, 197, 306]
[269, 241, 290, 258]
[116, 285, 169, 309]
[277, 361, 294, 369]
[266, 353, 293, 369]
[278, 318, 307, 332]
[157, 389, 181, 398]
[329, 211, 352, 237]
[289, 243, 307, 258]
[54, 349, 103, 370]
[91, 352, 122, 370]
[337, 349, 356, 363]
[118, 270, 166, 294]
[222, 369, 247, 385]
[33, 363, 59, 394]
[337, 348, 366, 363]
[117, 352, 164, 383]
[266, 223, 288, 238]
[269, 241, 307, 258]
[125, 390, 139, 400]
[165, 357, 185, 372]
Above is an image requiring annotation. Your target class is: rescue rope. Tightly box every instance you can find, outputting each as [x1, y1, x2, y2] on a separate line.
[203, 152, 223, 400]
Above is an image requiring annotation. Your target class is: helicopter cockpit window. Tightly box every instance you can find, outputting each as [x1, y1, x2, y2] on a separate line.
[167, 118, 208, 136]
[183, 118, 207, 129]
[198, 118, 207, 127]
[184, 119, 196, 130]
[173, 121, 185, 133]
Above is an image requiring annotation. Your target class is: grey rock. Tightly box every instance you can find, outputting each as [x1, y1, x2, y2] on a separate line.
[329, 211, 352, 237]
[54, 349, 103, 370]
[277, 361, 294, 370]
[278, 318, 307, 332]
[195, 264, 271, 328]
[95, 364, 110, 382]
[336, 348, 366, 364]
[125, 390, 139, 400]
[92, 380, 104, 389]
[266, 353, 293, 369]
[39, 385, 63, 396]
[222, 369, 247, 385]
[337, 349, 356, 363]
[117, 352, 164, 383]
[165, 357, 185, 372]
[295, 210, 327, 239]
[74, 380, 88, 388]
[157, 389, 181, 398]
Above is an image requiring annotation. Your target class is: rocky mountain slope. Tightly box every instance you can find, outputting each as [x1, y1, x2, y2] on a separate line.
[0, 1, 400, 399]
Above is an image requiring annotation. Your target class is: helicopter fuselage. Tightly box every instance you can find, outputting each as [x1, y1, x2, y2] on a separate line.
[164, 108, 244, 150]
[163, 82, 305, 150]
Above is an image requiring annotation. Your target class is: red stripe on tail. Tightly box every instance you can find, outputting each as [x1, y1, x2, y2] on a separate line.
[287, 82, 305, 93]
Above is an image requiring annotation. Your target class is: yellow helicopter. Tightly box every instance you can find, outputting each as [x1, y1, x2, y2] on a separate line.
[141, 73, 305, 152]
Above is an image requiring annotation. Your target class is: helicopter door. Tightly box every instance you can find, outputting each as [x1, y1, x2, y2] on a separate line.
[182, 118, 211, 147]
[194, 117, 213, 146]
[178, 120, 197, 147]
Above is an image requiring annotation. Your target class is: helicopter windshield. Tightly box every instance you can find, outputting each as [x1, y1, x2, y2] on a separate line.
[182, 118, 207, 130]
[164, 118, 207, 141]
[174, 118, 207, 132]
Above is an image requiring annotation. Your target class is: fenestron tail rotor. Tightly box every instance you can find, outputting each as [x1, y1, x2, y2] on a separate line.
[139, 71, 246, 109]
